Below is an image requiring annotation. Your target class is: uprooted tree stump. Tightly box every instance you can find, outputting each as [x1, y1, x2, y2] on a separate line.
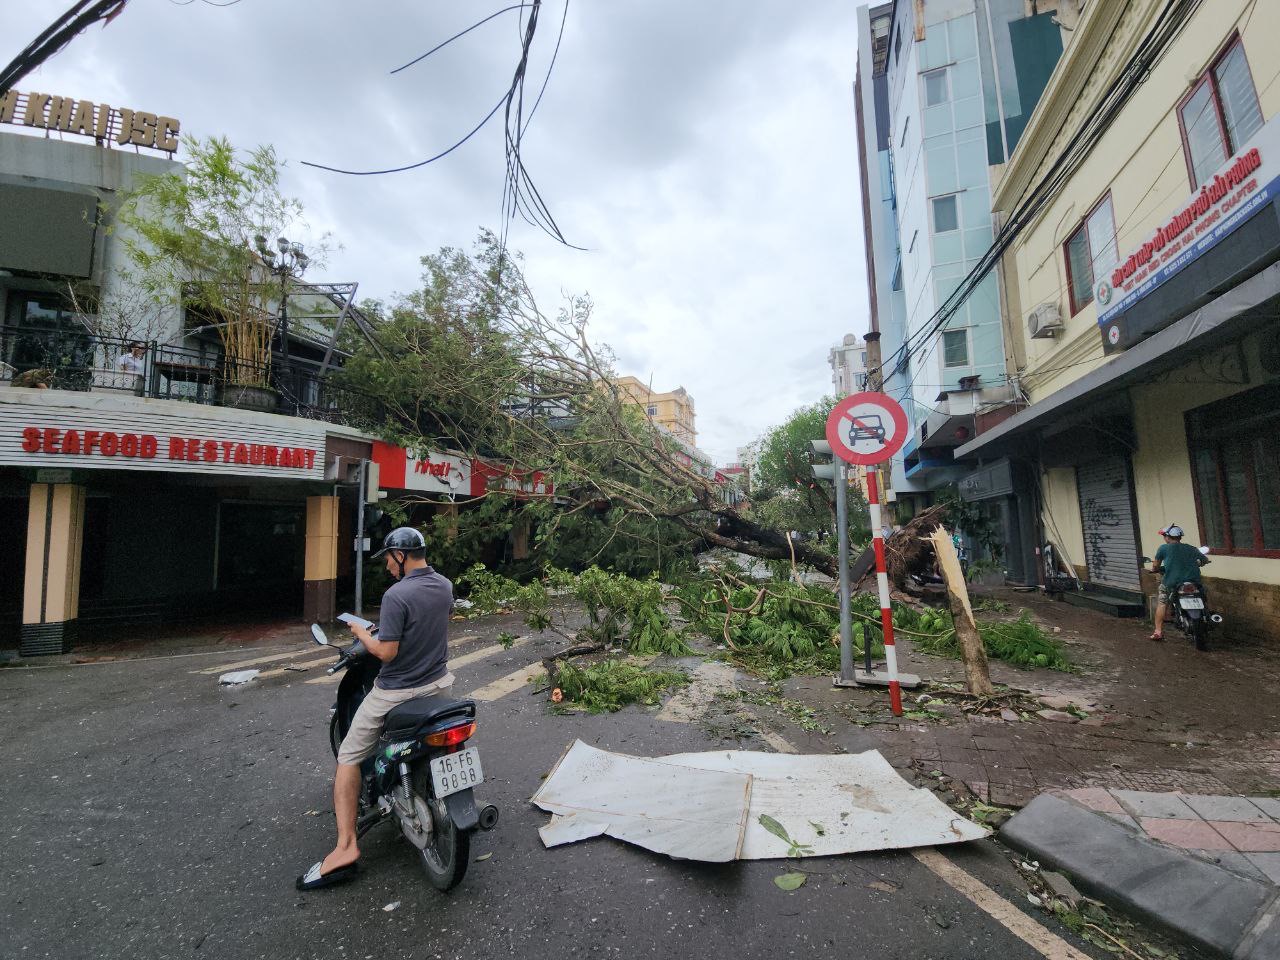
[929, 526, 994, 697]
[855, 502, 951, 592]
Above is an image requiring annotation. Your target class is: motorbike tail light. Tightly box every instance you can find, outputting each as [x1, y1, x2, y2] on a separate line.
[425, 722, 476, 747]
[1178, 583, 1199, 595]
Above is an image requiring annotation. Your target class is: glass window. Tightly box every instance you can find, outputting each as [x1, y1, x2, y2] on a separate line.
[932, 195, 959, 233]
[1192, 448, 1225, 548]
[1180, 78, 1227, 188]
[924, 69, 948, 106]
[1223, 439, 1255, 549]
[1254, 436, 1280, 550]
[1188, 385, 1280, 554]
[646, 405, 657, 417]
[942, 329, 968, 367]
[1179, 38, 1262, 187]
[1213, 42, 1262, 155]
[1064, 195, 1117, 314]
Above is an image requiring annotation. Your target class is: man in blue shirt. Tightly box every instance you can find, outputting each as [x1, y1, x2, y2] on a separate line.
[1150, 524, 1208, 641]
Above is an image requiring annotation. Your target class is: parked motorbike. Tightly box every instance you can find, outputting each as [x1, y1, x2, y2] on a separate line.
[309, 622, 499, 890]
[1142, 547, 1224, 651]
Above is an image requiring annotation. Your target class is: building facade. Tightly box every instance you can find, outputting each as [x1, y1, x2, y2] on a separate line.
[855, 0, 1068, 531]
[0, 107, 383, 654]
[613, 375, 697, 446]
[958, 0, 1280, 641]
[828, 333, 869, 395]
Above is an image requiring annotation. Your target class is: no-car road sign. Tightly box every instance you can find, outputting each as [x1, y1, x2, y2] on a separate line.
[825, 392, 908, 466]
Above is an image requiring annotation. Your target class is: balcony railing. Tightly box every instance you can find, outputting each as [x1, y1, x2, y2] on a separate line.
[0, 325, 378, 426]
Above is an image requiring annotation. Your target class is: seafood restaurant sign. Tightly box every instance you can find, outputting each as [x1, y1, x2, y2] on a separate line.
[1097, 116, 1280, 352]
[0, 410, 325, 480]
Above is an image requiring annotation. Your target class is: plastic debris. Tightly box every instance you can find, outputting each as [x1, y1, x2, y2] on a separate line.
[382, 901, 400, 912]
[218, 669, 260, 685]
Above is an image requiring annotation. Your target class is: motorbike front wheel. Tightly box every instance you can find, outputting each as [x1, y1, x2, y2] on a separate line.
[411, 765, 470, 891]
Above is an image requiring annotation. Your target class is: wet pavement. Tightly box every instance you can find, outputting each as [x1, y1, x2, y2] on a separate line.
[0, 609, 1134, 960]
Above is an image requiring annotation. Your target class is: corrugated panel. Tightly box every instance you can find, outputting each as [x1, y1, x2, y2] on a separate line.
[1076, 456, 1141, 590]
[0, 398, 326, 480]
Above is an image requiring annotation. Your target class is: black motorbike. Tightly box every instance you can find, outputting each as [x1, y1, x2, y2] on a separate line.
[309, 623, 499, 890]
[1142, 548, 1224, 651]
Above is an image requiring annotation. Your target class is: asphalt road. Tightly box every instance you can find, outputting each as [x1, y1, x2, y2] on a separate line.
[0, 618, 1110, 960]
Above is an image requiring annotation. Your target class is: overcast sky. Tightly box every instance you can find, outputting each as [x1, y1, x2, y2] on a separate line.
[10, 0, 868, 463]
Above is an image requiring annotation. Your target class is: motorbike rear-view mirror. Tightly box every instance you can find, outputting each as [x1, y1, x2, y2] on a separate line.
[310, 623, 330, 646]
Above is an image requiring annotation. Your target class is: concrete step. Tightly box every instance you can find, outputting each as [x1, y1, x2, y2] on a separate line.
[1060, 587, 1146, 618]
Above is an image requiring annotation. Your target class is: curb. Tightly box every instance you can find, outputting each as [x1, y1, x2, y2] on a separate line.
[999, 793, 1280, 959]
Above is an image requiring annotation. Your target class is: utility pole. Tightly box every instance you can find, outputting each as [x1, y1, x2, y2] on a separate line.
[810, 440, 853, 685]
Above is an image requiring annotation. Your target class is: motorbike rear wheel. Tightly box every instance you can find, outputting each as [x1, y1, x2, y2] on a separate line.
[411, 765, 470, 891]
[1190, 619, 1209, 652]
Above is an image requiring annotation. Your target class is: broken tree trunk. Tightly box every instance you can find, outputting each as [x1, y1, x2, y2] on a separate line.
[929, 527, 994, 697]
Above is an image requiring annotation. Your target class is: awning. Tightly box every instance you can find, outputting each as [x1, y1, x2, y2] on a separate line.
[956, 260, 1280, 460]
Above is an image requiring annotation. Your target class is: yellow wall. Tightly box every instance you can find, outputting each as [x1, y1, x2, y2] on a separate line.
[1000, 0, 1280, 400]
[613, 376, 697, 444]
[1041, 466, 1086, 577]
[1129, 334, 1280, 587]
[1002, 0, 1280, 593]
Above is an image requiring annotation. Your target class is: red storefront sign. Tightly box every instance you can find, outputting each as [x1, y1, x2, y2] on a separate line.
[20, 426, 318, 470]
[372, 440, 552, 497]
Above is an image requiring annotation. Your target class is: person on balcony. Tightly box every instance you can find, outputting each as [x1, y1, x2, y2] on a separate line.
[117, 342, 146, 375]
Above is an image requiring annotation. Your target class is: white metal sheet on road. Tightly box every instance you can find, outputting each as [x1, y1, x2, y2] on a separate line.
[532, 740, 754, 862]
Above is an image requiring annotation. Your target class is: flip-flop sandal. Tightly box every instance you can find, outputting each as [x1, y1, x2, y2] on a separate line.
[1147, 632, 1163, 641]
[296, 860, 359, 891]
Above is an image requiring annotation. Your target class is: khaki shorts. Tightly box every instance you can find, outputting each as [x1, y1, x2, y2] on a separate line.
[336, 672, 455, 766]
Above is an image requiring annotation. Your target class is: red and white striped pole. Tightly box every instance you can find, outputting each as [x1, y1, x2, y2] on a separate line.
[865, 468, 903, 716]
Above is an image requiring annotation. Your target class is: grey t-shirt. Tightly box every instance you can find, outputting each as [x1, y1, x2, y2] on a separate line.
[374, 566, 453, 690]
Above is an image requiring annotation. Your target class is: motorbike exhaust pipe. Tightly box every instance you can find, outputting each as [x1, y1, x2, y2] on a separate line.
[478, 805, 500, 831]
[1209, 613, 1224, 624]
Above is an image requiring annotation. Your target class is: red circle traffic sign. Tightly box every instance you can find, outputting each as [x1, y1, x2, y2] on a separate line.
[825, 392, 909, 466]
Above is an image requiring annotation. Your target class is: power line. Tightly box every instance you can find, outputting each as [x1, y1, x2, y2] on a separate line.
[302, 1, 578, 250]
[870, 0, 1203, 397]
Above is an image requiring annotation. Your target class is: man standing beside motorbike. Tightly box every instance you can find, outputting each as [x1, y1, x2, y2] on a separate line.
[1149, 524, 1208, 642]
[298, 527, 455, 891]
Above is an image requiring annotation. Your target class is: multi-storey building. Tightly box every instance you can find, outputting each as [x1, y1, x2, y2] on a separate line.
[855, 0, 1069, 540]
[957, 0, 1280, 641]
[828, 334, 869, 395]
[613, 375, 697, 446]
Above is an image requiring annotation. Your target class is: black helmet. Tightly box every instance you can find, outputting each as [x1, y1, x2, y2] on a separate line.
[372, 526, 426, 559]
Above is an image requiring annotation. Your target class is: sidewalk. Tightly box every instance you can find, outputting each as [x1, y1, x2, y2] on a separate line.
[781, 586, 1280, 803]
[1002, 788, 1280, 958]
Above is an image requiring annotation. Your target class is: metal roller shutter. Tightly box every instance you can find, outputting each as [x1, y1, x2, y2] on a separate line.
[1076, 456, 1141, 591]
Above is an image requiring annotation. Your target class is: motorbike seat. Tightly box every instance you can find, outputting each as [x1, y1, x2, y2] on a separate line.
[382, 695, 476, 741]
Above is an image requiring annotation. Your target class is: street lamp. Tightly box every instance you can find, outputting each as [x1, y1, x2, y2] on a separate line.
[254, 234, 310, 361]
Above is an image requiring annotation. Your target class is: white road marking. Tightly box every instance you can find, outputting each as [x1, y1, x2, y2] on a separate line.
[196, 649, 313, 674]
[303, 637, 532, 686]
[255, 655, 340, 679]
[469, 662, 547, 701]
[911, 848, 1092, 960]
[755, 727, 798, 754]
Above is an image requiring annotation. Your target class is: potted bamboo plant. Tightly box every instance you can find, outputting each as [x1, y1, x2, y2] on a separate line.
[114, 135, 326, 411]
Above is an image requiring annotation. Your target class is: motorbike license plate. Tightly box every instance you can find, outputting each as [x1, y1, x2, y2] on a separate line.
[430, 748, 484, 798]
[1179, 597, 1205, 610]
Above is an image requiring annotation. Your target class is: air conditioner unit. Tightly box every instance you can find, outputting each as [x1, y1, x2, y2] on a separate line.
[1028, 302, 1064, 339]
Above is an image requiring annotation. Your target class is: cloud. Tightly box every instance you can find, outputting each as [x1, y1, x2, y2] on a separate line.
[8, 0, 867, 462]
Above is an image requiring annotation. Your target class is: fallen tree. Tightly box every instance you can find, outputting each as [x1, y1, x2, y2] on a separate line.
[339, 232, 852, 576]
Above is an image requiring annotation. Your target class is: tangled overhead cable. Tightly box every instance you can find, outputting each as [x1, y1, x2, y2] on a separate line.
[302, 0, 579, 250]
